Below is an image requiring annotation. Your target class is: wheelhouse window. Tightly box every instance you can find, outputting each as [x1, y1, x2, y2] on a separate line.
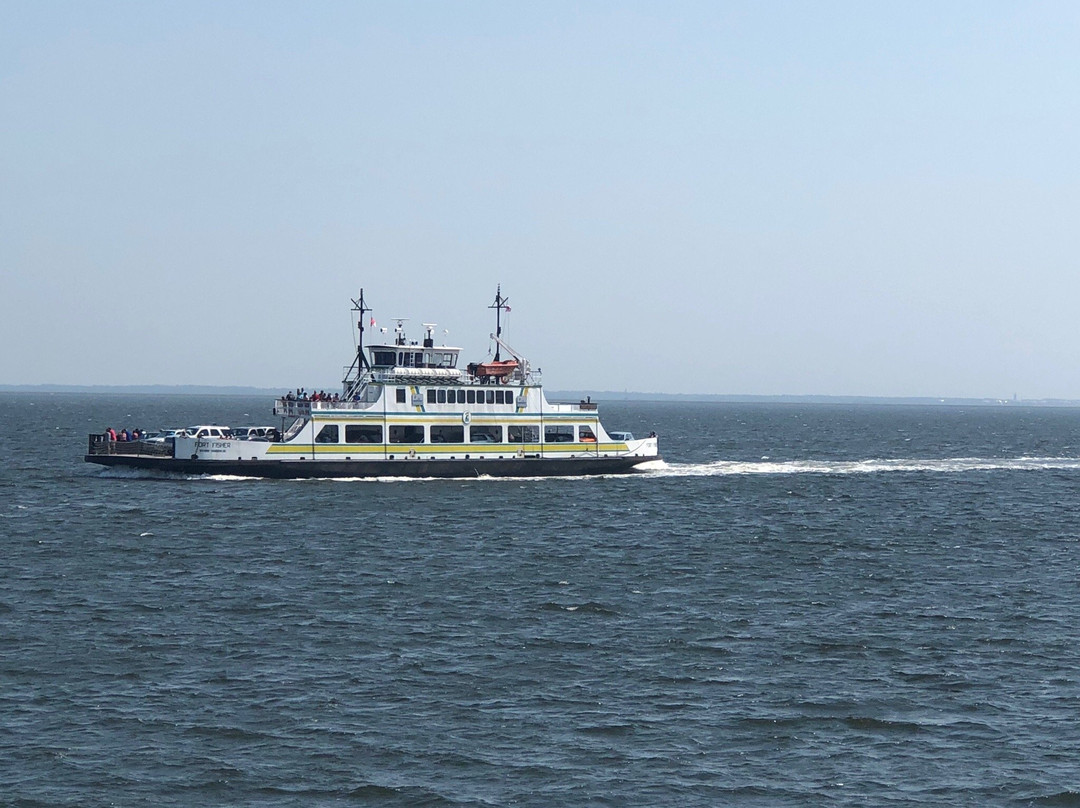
[456, 389, 466, 404]
[579, 426, 597, 442]
[470, 425, 502, 443]
[427, 389, 437, 404]
[315, 424, 339, 443]
[389, 425, 424, 443]
[396, 388, 407, 404]
[345, 425, 382, 443]
[509, 425, 539, 443]
[423, 350, 453, 368]
[545, 425, 574, 443]
[467, 389, 476, 404]
[437, 389, 447, 404]
[373, 350, 395, 366]
[430, 425, 464, 443]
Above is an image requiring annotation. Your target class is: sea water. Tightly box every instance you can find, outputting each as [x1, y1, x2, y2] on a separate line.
[3, 393, 1080, 806]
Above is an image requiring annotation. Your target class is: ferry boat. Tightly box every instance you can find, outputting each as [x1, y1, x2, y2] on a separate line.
[85, 287, 660, 478]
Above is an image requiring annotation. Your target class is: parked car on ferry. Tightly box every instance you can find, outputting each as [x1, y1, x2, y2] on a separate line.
[185, 425, 233, 440]
[144, 428, 189, 444]
[234, 426, 278, 441]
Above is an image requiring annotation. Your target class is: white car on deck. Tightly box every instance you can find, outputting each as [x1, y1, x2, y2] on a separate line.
[185, 425, 233, 440]
[234, 426, 278, 441]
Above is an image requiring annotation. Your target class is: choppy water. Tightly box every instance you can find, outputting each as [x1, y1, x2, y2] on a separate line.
[4, 393, 1080, 806]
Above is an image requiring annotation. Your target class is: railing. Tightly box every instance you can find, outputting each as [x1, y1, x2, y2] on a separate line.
[282, 417, 307, 441]
[274, 398, 382, 418]
[86, 434, 174, 457]
[546, 400, 601, 413]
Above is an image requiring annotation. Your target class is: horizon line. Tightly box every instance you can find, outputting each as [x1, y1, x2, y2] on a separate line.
[1, 383, 1076, 407]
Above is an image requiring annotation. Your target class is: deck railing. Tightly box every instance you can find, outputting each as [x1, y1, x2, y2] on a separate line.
[274, 398, 382, 417]
[86, 434, 174, 457]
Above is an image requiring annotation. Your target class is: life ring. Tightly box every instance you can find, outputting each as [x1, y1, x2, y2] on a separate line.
[462, 411, 472, 425]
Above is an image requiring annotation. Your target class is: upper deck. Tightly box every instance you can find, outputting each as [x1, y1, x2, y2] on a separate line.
[273, 385, 595, 419]
[367, 321, 462, 371]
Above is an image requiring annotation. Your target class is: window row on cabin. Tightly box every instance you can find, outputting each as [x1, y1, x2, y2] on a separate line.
[313, 423, 597, 444]
[373, 351, 458, 368]
[392, 387, 517, 405]
[428, 387, 514, 405]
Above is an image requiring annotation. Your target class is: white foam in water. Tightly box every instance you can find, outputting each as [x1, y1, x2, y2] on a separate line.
[645, 456, 1080, 477]
[96, 457, 1080, 483]
[631, 459, 667, 472]
[97, 467, 185, 480]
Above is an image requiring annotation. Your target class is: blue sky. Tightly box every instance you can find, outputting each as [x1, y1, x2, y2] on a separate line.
[3, 1, 1079, 396]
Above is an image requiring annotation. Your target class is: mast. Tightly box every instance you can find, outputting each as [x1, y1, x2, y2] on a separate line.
[354, 287, 375, 371]
[342, 288, 374, 399]
[489, 285, 510, 361]
[352, 288, 371, 373]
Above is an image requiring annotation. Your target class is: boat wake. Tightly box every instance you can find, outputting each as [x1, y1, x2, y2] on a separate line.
[94, 456, 1080, 483]
[644, 456, 1080, 478]
[95, 467, 195, 481]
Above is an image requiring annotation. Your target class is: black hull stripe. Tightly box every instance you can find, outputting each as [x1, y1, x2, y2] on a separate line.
[84, 455, 656, 479]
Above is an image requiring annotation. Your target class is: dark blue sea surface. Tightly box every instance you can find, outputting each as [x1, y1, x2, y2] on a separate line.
[4, 393, 1080, 806]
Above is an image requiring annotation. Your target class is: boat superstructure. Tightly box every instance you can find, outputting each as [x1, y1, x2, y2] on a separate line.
[85, 287, 660, 478]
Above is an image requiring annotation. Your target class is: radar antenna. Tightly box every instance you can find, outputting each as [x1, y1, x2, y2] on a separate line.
[422, 323, 438, 348]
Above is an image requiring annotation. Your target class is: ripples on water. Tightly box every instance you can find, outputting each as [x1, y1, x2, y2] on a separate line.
[4, 394, 1080, 806]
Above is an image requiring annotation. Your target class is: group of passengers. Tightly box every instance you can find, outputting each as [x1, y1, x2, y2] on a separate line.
[104, 427, 144, 442]
[283, 388, 352, 404]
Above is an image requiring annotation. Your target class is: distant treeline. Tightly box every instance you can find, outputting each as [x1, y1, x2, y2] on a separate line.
[3, 384, 1079, 407]
[550, 391, 1080, 407]
[0, 384, 279, 395]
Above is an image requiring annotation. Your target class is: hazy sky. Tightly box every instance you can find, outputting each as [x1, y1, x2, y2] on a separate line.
[4, 1, 1079, 397]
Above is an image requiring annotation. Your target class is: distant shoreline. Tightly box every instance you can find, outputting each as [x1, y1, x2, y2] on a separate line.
[2, 384, 1078, 407]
